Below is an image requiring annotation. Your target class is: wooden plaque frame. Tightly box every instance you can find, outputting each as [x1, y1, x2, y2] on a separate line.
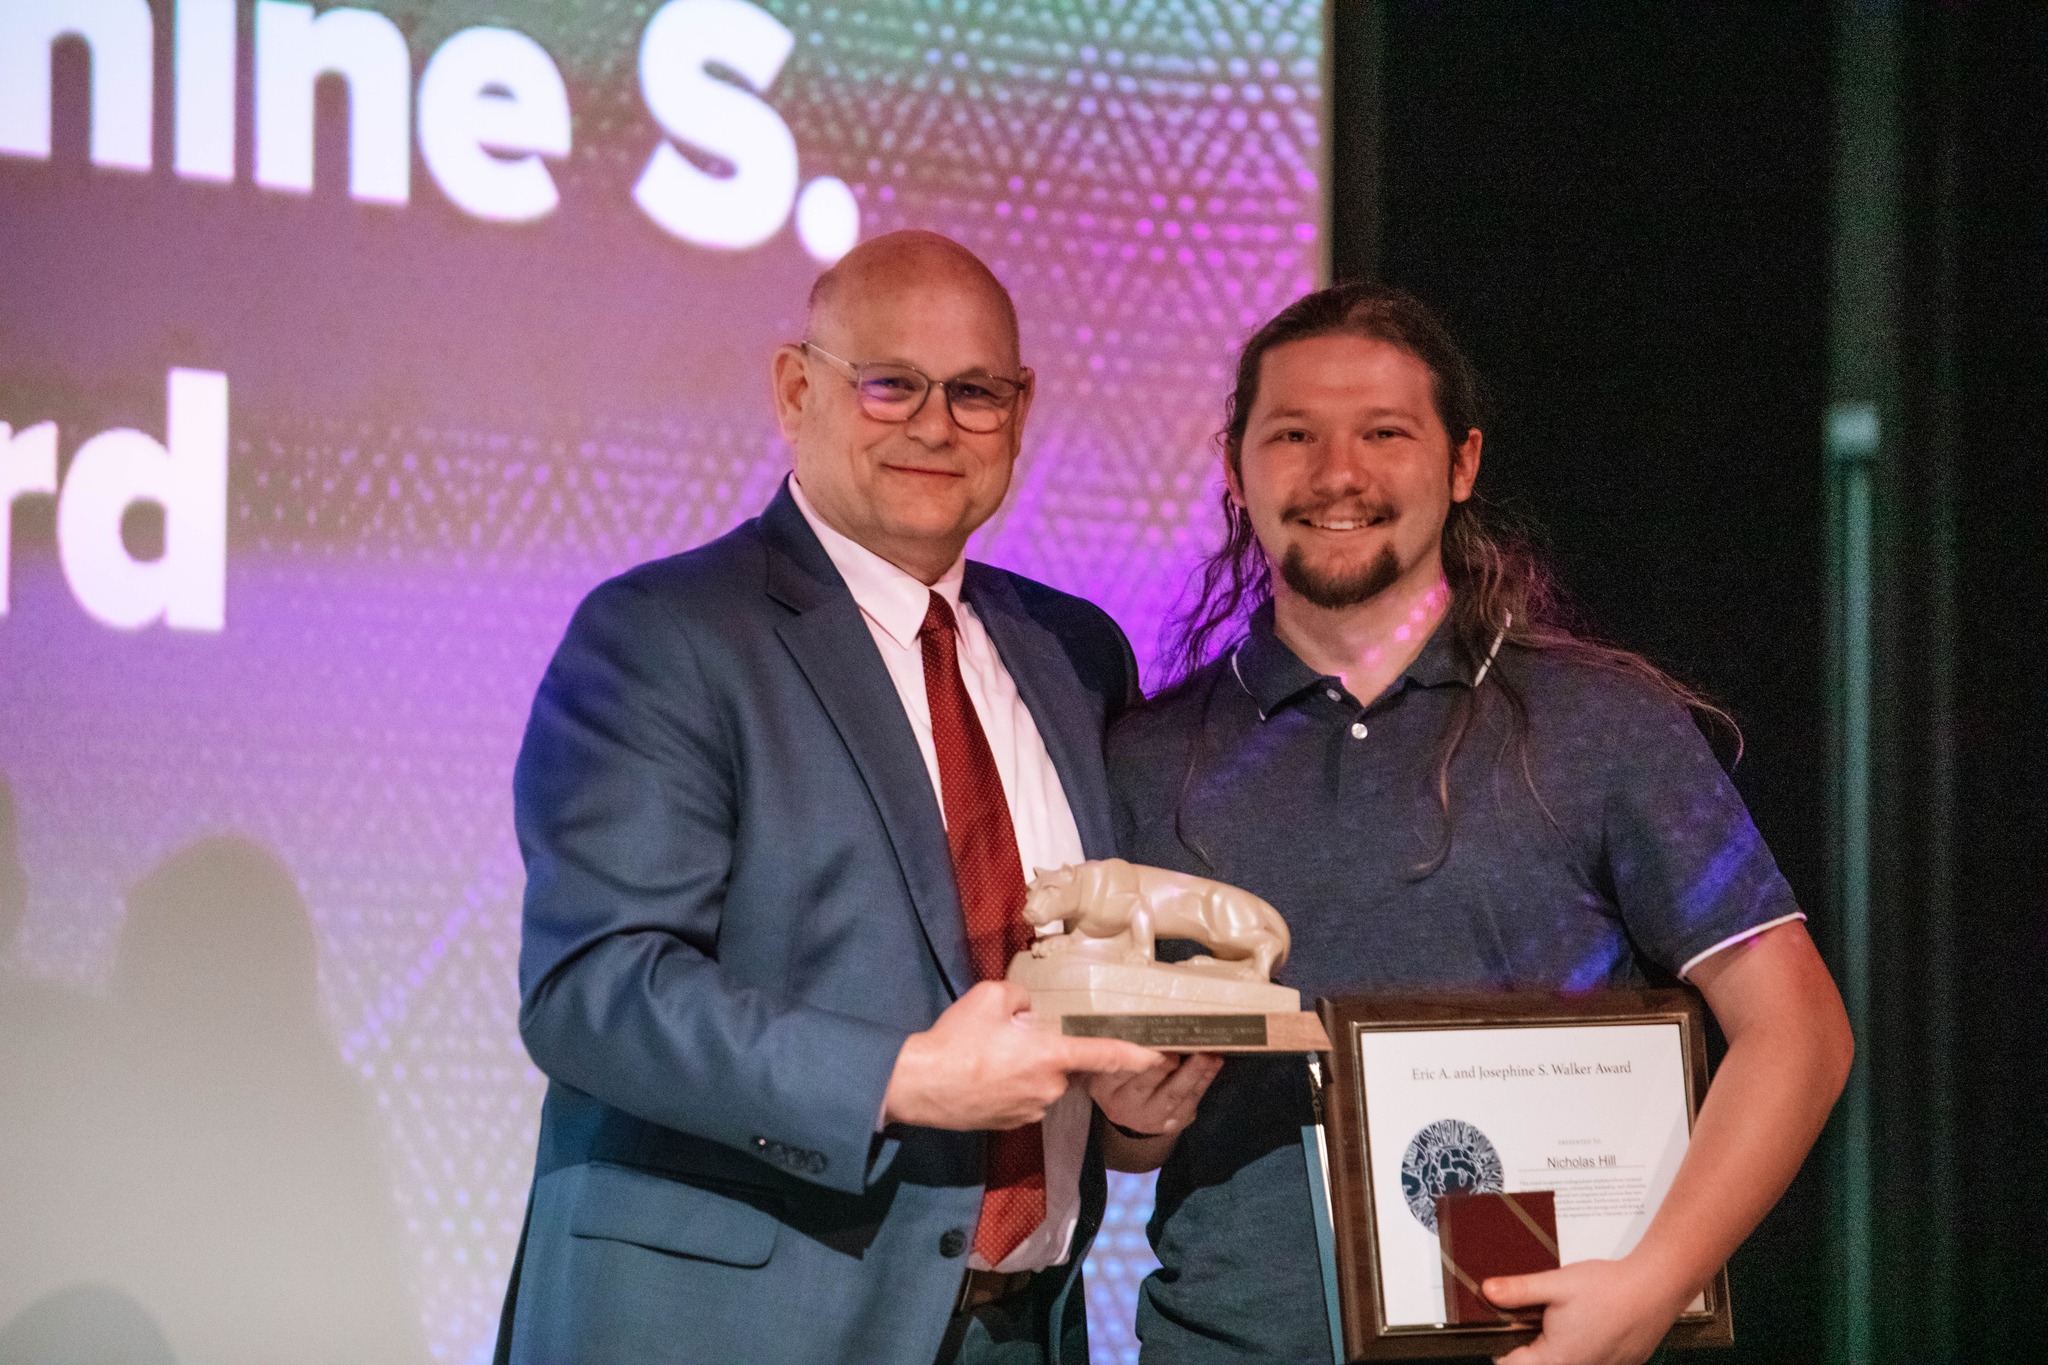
[1314, 990, 1735, 1360]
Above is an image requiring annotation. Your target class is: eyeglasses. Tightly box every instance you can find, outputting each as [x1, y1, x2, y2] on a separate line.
[801, 342, 1030, 435]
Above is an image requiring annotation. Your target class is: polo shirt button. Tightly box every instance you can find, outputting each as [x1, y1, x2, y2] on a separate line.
[1325, 688, 1342, 702]
[939, 1228, 968, 1258]
[1350, 721, 1368, 740]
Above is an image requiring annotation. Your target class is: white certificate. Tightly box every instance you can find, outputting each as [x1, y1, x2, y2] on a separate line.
[1354, 1021, 1694, 1328]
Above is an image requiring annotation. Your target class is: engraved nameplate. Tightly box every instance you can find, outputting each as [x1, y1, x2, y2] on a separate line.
[1062, 1013, 1270, 1048]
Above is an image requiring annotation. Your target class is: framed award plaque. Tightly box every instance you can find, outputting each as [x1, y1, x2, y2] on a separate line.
[1310, 990, 1735, 1360]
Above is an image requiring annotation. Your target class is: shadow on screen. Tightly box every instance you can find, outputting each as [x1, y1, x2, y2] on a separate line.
[0, 829, 430, 1365]
[0, 1283, 178, 1365]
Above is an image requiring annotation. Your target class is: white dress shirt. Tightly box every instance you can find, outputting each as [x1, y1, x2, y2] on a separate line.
[791, 477, 1092, 1274]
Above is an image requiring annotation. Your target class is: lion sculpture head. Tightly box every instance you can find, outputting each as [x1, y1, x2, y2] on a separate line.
[1022, 865, 1079, 930]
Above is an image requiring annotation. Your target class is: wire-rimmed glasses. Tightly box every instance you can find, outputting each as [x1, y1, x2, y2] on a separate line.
[802, 342, 1030, 435]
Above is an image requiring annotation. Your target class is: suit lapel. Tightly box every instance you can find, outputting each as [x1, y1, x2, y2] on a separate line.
[762, 485, 974, 998]
[964, 565, 1119, 861]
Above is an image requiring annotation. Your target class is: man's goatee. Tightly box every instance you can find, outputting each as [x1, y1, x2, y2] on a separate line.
[1279, 543, 1402, 609]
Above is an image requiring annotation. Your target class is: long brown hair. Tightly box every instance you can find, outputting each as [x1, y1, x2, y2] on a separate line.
[1163, 281, 1735, 870]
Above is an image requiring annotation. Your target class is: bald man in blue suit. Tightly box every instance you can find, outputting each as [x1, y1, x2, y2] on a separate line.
[495, 232, 1175, 1365]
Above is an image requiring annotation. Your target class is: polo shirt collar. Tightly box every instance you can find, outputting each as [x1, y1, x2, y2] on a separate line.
[789, 476, 965, 648]
[1404, 619, 1468, 689]
[1231, 601, 1325, 719]
[1232, 598, 1469, 718]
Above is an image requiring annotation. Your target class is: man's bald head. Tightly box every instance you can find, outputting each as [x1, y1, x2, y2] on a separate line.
[772, 230, 1034, 584]
[806, 230, 1020, 365]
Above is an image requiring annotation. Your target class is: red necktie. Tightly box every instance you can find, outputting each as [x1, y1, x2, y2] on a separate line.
[919, 591, 1045, 1266]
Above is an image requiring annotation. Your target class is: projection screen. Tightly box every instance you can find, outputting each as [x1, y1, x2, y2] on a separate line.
[0, 1, 1325, 1359]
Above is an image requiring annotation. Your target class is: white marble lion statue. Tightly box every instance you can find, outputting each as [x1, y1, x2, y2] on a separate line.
[1020, 858, 1291, 984]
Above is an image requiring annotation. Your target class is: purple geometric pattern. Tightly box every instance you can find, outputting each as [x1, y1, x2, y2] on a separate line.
[0, 2, 1322, 1360]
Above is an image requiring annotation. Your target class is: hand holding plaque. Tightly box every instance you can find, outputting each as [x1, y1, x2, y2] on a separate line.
[1005, 859, 1330, 1051]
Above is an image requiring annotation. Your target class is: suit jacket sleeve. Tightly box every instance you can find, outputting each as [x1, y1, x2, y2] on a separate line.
[512, 576, 908, 1196]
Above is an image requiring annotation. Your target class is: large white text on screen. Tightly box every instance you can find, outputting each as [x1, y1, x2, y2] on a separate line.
[0, 0, 870, 634]
[0, 0, 861, 260]
[1, 371, 228, 632]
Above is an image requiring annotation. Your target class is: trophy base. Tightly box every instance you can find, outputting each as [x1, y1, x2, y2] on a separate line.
[1008, 954, 1328, 1051]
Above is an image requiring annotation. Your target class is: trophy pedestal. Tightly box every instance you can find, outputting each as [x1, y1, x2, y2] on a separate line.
[1009, 952, 1331, 1052]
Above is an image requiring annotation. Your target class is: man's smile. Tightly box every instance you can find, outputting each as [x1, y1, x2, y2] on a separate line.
[1287, 502, 1397, 533]
[879, 461, 967, 480]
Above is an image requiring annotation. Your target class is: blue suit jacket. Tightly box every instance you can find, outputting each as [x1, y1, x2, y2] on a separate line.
[496, 482, 1140, 1364]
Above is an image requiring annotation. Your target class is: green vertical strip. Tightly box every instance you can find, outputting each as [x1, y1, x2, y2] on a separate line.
[1825, 406, 1877, 1365]
[1826, 2, 1901, 1362]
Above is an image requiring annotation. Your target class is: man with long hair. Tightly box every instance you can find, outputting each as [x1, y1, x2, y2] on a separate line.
[1100, 282, 1853, 1365]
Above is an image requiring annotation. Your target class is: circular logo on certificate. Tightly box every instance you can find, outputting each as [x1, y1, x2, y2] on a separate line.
[1400, 1119, 1505, 1232]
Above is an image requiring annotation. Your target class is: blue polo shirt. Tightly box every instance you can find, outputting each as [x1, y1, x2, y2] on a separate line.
[1106, 602, 1803, 1364]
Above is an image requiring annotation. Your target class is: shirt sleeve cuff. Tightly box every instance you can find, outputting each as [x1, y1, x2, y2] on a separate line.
[1674, 911, 1808, 982]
